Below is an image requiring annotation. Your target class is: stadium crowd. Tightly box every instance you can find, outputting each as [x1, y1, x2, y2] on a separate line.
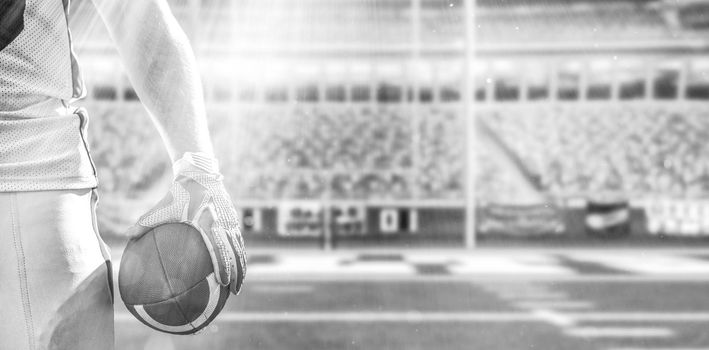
[482, 104, 709, 197]
[86, 104, 465, 200]
[210, 105, 420, 199]
[86, 102, 709, 203]
[416, 107, 465, 199]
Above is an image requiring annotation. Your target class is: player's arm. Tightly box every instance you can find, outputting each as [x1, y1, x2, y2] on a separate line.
[90, 0, 246, 294]
[89, 0, 211, 160]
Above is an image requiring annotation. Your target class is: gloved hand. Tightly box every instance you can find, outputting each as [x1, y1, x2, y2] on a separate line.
[127, 152, 246, 295]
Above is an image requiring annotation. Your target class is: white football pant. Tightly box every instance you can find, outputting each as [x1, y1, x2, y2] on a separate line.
[0, 189, 114, 349]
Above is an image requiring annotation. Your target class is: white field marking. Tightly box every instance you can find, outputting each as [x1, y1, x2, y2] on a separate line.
[115, 311, 709, 324]
[565, 327, 674, 338]
[447, 256, 573, 276]
[531, 309, 576, 328]
[565, 313, 709, 322]
[115, 312, 540, 323]
[478, 283, 554, 293]
[248, 255, 416, 276]
[248, 274, 709, 282]
[405, 253, 561, 265]
[496, 292, 569, 301]
[570, 254, 709, 275]
[608, 348, 709, 350]
[403, 253, 466, 265]
[515, 300, 594, 310]
[249, 285, 314, 294]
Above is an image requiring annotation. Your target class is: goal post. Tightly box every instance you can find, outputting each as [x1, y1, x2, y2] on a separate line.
[464, 0, 477, 249]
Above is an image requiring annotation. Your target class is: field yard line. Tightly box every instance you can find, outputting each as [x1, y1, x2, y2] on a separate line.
[115, 311, 539, 323]
[515, 300, 594, 310]
[531, 309, 576, 327]
[249, 274, 709, 282]
[608, 348, 709, 350]
[565, 327, 674, 338]
[495, 292, 569, 300]
[114, 311, 709, 323]
[568, 312, 709, 322]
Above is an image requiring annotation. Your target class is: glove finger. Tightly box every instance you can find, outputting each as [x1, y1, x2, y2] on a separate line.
[212, 225, 237, 288]
[226, 228, 246, 295]
[195, 205, 234, 287]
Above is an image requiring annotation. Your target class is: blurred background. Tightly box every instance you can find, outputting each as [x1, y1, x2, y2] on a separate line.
[69, 0, 709, 349]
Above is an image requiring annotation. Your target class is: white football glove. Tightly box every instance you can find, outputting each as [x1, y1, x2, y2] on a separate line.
[127, 152, 246, 295]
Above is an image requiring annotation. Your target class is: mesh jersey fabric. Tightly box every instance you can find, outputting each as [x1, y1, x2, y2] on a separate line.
[0, 0, 96, 192]
[0, 111, 97, 192]
[0, 0, 83, 118]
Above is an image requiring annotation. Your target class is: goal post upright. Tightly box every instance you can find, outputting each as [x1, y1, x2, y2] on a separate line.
[464, 0, 477, 249]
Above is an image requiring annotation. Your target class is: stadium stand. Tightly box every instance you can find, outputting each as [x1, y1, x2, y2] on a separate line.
[83, 96, 709, 202]
[416, 107, 465, 199]
[84, 102, 469, 201]
[481, 104, 709, 198]
[210, 105, 416, 199]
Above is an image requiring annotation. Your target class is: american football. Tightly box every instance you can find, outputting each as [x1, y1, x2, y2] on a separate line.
[118, 223, 230, 335]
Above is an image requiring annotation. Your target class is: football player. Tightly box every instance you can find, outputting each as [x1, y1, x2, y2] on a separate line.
[0, 0, 246, 349]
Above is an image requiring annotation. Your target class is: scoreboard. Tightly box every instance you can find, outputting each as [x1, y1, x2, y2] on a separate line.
[237, 201, 465, 247]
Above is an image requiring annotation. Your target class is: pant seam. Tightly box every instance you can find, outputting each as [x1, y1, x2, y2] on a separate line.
[11, 193, 36, 350]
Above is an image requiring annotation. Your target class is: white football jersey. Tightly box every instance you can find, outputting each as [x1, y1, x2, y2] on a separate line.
[0, 0, 96, 192]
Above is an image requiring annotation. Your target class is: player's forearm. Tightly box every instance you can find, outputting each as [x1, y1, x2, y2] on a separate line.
[93, 0, 213, 161]
[123, 25, 213, 161]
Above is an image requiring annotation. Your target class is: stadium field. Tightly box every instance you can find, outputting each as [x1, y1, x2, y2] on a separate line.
[113, 250, 709, 350]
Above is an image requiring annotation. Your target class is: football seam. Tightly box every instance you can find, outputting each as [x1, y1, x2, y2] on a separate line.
[152, 229, 194, 328]
[122, 233, 213, 306]
[126, 275, 218, 308]
[129, 288, 227, 336]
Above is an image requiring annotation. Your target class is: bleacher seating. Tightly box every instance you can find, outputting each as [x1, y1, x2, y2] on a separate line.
[416, 107, 465, 199]
[210, 105, 418, 199]
[85, 98, 709, 204]
[85, 104, 469, 200]
[481, 104, 709, 197]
